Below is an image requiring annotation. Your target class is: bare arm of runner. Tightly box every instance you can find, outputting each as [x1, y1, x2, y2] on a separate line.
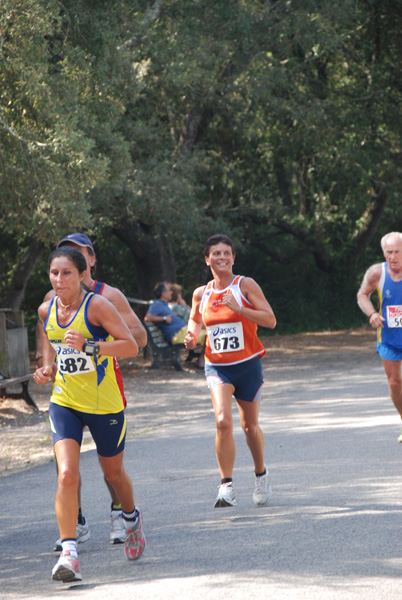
[35, 290, 57, 373]
[103, 285, 147, 348]
[63, 295, 138, 358]
[34, 302, 57, 385]
[184, 286, 205, 350]
[222, 278, 276, 329]
[357, 263, 385, 328]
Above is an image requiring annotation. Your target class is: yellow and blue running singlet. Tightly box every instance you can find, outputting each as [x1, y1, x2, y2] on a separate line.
[45, 292, 123, 414]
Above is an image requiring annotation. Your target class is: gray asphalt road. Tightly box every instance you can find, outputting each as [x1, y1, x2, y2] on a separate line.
[1, 347, 402, 600]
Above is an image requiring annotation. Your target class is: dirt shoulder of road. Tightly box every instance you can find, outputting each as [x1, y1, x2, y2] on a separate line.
[0, 328, 377, 477]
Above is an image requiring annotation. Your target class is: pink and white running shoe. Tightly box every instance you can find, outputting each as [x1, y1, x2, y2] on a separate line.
[124, 509, 145, 560]
[52, 550, 82, 582]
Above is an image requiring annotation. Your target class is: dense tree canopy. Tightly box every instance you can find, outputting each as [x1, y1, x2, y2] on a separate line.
[1, 0, 401, 338]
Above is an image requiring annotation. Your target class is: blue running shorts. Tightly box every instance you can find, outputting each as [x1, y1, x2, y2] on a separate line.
[377, 342, 402, 361]
[49, 402, 127, 457]
[204, 356, 264, 402]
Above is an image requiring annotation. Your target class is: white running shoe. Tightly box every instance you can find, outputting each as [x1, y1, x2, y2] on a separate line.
[125, 509, 145, 560]
[52, 550, 82, 582]
[53, 519, 90, 552]
[110, 509, 126, 544]
[253, 466, 272, 506]
[214, 482, 237, 507]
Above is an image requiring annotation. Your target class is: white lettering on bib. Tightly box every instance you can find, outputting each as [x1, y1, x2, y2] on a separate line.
[206, 322, 245, 354]
[51, 343, 95, 376]
[387, 306, 402, 328]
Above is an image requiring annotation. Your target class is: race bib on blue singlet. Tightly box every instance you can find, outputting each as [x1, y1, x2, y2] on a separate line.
[386, 306, 402, 328]
[206, 322, 245, 353]
[51, 343, 95, 376]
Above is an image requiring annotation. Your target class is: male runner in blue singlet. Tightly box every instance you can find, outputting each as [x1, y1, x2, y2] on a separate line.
[357, 232, 402, 441]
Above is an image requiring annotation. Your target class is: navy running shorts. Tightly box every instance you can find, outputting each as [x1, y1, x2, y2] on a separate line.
[49, 402, 127, 457]
[204, 356, 264, 402]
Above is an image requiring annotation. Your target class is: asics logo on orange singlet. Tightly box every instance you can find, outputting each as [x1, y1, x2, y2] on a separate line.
[212, 326, 237, 336]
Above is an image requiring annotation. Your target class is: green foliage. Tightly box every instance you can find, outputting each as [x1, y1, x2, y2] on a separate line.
[2, 0, 402, 341]
[92, 233, 140, 299]
[0, 2, 107, 233]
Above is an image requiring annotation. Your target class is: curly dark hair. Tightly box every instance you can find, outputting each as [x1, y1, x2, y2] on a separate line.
[204, 234, 235, 257]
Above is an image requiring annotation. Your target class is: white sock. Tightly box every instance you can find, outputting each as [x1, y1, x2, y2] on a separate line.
[61, 539, 78, 558]
[123, 508, 139, 528]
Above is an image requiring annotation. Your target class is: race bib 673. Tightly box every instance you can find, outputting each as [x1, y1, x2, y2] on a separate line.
[206, 322, 245, 353]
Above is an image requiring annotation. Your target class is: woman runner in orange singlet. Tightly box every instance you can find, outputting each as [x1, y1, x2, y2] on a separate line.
[185, 234, 277, 507]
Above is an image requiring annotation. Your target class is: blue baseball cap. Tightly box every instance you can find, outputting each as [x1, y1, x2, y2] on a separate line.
[57, 233, 95, 252]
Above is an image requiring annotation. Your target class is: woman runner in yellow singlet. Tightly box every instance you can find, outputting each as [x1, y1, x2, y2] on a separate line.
[34, 246, 145, 583]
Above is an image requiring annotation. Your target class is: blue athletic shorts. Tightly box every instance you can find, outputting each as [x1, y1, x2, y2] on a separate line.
[48, 402, 127, 457]
[204, 356, 264, 402]
[377, 342, 402, 361]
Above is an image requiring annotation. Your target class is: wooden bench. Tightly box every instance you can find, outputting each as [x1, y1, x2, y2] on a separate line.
[143, 322, 185, 371]
[0, 309, 38, 411]
[127, 299, 203, 369]
[0, 373, 38, 411]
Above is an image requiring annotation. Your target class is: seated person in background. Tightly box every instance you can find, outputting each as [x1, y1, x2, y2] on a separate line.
[169, 282, 206, 368]
[145, 282, 205, 346]
[169, 283, 191, 323]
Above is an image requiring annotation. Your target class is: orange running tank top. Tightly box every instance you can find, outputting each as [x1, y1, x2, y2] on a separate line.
[200, 275, 265, 366]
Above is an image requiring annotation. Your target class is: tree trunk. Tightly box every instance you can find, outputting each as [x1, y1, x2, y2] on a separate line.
[177, 106, 214, 156]
[1, 239, 46, 310]
[351, 187, 388, 265]
[112, 219, 177, 304]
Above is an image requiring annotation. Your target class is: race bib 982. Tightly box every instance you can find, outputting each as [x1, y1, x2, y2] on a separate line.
[387, 306, 402, 328]
[206, 322, 245, 354]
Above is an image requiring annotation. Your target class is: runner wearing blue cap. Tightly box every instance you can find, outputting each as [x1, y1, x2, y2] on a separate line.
[34, 246, 145, 582]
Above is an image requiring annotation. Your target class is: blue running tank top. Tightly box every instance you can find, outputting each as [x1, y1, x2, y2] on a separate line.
[377, 262, 402, 348]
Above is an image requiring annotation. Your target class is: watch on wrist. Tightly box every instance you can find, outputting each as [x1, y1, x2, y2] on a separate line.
[82, 340, 100, 356]
[163, 315, 167, 321]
